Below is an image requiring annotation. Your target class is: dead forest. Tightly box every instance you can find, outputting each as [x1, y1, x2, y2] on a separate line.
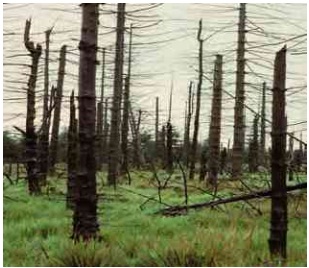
[3, 3, 307, 267]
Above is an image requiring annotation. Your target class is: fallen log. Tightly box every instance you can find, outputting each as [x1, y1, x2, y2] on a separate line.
[157, 182, 307, 216]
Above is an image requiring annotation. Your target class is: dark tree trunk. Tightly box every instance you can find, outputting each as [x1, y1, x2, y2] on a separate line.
[108, 3, 126, 187]
[248, 115, 259, 173]
[207, 55, 223, 186]
[102, 97, 109, 164]
[155, 96, 159, 161]
[268, 45, 287, 260]
[38, 28, 52, 185]
[121, 24, 133, 175]
[184, 81, 193, 167]
[49, 45, 67, 173]
[96, 49, 106, 171]
[189, 20, 203, 180]
[67, 90, 78, 209]
[166, 122, 173, 173]
[259, 82, 266, 166]
[160, 125, 166, 168]
[199, 146, 208, 182]
[72, 3, 99, 241]
[24, 19, 42, 195]
[232, 3, 246, 178]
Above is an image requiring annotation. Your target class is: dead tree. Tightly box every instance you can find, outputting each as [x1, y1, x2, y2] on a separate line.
[248, 114, 259, 173]
[24, 19, 42, 195]
[108, 3, 126, 187]
[189, 19, 203, 180]
[96, 48, 106, 171]
[259, 82, 267, 166]
[38, 28, 52, 185]
[288, 131, 294, 181]
[121, 24, 133, 175]
[73, 3, 99, 241]
[199, 144, 208, 182]
[130, 107, 144, 169]
[67, 90, 78, 209]
[183, 81, 193, 167]
[49, 45, 67, 173]
[160, 125, 166, 168]
[155, 96, 159, 161]
[166, 122, 173, 173]
[268, 45, 287, 260]
[232, 3, 246, 178]
[102, 97, 109, 164]
[207, 55, 223, 186]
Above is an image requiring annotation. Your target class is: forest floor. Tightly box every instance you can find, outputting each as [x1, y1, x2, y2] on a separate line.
[3, 169, 307, 267]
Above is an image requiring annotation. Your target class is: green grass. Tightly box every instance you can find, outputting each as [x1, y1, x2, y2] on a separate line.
[3, 171, 307, 267]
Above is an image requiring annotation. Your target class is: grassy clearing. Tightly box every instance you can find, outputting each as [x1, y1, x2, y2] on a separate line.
[3, 171, 307, 267]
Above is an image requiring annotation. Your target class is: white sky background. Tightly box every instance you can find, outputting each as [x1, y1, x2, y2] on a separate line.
[3, 3, 307, 148]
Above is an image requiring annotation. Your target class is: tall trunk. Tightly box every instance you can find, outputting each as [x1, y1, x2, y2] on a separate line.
[67, 90, 78, 209]
[268, 45, 287, 260]
[121, 24, 133, 175]
[232, 3, 246, 178]
[155, 96, 159, 161]
[189, 19, 203, 180]
[24, 19, 42, 195]
[259, 82, 266, 166]
[108, 3, 126, 187]
[49, 45, 67, 172]
[96, 48, 106, 171]
[73, 3, 99, 241]
[38, 29, 52, 185]
[248, 115, 259, 173]
[207, 55, 223, 186]
[184, 81, 193, 167]
[102, 97, 109, 164]
[166, 122, 173, 173]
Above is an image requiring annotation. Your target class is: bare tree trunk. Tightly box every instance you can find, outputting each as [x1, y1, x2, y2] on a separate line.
[268, 45, 287, 260]
[38, 28, 52, 185]
[248, 115, 259, 173]
[207, 55, 223, 186]
[73, 3, 99, 241]
[184, 81, 193, 167]
[155, 96, 159, 161]
[24, 19, 42, 195]
[232, 3, 246, 178]
[121, 24, 133, 175]
[130, 107, 144, 169]
[96, 48, 106, 171]
[102, 97, 109, 164]
[259, 82, 266, 166]
[67, 90, 78, 209]
[189, 19, 203, 180]
[108, 3, 126, 187]
[166, 122, 173, 173]
[160, 125, 166, 168]
[49, 45, 67, 173]
[288, 131, 294, 181]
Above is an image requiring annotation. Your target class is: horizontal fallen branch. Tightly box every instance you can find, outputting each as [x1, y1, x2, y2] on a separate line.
[157, 182, 307, 216]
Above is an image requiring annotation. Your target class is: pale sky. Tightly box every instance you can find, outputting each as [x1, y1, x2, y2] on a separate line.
[3, 3, 307, 147]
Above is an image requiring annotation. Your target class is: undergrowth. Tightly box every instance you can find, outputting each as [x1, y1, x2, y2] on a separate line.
[3, 171, 307, 267]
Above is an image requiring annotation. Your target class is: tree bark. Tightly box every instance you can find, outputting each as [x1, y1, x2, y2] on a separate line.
[189, 20, 203, 180]
[268, 45, 287, 260]
[38, 28, 52, 185]
[24, 19, 42, 195]
[232, 3, 246, 178]
[121, 24, 133, 175]
[166, 122, 173, 173]
[72, 3, 99, 241]
[259, 82, 266, 166]
[96, 48, 106, 171]
[184, 81, 193, 167]
[108, 3, 126, 187]
[49, 45, 67, 173]
[67, 90, 78, 209]
[208, 55, 223, 186]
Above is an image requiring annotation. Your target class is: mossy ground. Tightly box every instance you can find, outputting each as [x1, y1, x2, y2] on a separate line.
[3, 169, 307, 266]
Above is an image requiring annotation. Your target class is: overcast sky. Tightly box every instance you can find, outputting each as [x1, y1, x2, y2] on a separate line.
[3, 3, 307, 147]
